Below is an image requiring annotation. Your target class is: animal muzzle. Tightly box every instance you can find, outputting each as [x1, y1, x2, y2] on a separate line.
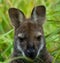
[25, 48, 37, 59]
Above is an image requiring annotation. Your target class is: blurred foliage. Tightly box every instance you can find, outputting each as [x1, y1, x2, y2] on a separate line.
[0, 0, 60, 63]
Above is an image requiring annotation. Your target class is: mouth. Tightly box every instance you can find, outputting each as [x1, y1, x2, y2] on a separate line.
[27, 53, 36, 59]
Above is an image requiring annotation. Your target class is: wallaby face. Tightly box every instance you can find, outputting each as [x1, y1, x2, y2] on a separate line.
[8, 6, 46, 59]
[14, 22, 45, 59]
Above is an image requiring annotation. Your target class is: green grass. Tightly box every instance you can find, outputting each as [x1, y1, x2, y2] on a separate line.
[0, 0, 60, 63]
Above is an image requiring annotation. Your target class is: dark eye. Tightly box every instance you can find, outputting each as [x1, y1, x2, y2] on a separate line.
[37, 35, 41, 41]
[18, 37, 25, 42]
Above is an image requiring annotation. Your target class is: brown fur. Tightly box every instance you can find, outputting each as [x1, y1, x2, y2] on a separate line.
[8, 6, 53, 63]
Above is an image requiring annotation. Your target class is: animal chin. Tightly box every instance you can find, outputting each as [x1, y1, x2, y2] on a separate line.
[27, 53, 36, 59]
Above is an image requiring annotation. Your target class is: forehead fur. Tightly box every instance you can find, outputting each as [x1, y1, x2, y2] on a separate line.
[15, 20, 43, 35]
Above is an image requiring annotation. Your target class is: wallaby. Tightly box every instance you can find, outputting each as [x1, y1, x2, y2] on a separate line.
[8, 5, 53, 63]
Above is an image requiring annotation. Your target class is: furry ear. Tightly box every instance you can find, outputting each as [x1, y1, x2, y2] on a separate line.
[31, 5, 46, 25]
[8, 8, 25, 28]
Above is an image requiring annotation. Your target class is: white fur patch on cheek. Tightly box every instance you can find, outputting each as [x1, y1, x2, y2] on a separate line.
[36, 38, 44, 57]
[17, 40, 26, 57]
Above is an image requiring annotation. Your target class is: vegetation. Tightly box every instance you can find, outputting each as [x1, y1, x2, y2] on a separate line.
[0, 0, 60, 63]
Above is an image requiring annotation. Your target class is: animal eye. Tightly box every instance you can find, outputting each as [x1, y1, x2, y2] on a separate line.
[18, 37, 25, 42]
[37, 35, 41, 41]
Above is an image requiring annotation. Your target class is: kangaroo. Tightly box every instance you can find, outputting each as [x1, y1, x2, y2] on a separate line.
[8, 5, 53, 63]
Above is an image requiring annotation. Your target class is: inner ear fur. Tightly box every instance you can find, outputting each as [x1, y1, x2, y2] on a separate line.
[31, 5, 46, 25]
[8, 8, 25, 28]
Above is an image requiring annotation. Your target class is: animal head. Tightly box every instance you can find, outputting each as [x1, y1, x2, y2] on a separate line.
[8, 5, 46, 59]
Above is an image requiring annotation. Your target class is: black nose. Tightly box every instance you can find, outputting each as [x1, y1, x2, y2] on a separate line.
[25, 48, 37, 59]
